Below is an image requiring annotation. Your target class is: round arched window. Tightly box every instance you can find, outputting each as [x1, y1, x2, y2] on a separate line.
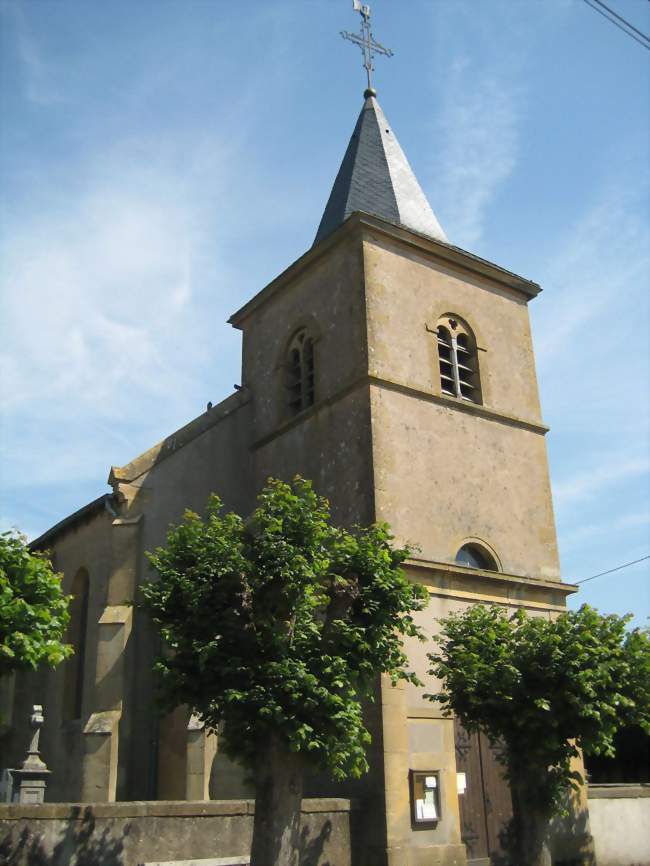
[434, 315, 482, 404]
[285, 329, 315, 415]
[63, 568, 90, 720]
[455, 544, 497, 571]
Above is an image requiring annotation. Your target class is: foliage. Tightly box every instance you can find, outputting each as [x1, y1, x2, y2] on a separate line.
[141, 476, 428, 780]
[427, 603, 650, 812]
[0, 530, 72, 678]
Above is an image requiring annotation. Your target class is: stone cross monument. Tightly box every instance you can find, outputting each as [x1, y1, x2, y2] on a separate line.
[11, 705, 51, 803]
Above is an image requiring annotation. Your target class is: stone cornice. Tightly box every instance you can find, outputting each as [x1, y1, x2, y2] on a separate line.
[228, 219, 360, 328]
[251, 374, 367, 451]
[252, 372, 548, 451]
[406, 556, 577, 610]
[229, 212, 541, 329]
[369, 375, 549, 434]
[359, 213, 541, 298]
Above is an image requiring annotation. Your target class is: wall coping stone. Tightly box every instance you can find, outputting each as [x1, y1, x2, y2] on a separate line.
[0, 798, 357, 821]
[141, 859, 250, 866]
[588, 783, 650, 799]
[30, 493, 113, 551]
[109, 389, 250, 486]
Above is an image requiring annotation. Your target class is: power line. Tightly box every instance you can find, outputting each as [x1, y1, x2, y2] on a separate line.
[575, 555, 650, 585]
[591, 0, 650, 41]
[584, 0, 650, 47]
[582, 0, 650, 50]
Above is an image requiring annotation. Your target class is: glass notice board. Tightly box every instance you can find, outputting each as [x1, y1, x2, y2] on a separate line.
[410, 770, 441, 824]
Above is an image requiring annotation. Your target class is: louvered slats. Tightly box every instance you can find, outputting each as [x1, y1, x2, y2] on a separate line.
[436, 323, 480, 404]
[286, 333, 315, 414]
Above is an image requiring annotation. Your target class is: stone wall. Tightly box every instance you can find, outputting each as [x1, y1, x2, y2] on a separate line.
[0, 798, 356, 866]
[588, 784, 650, 866]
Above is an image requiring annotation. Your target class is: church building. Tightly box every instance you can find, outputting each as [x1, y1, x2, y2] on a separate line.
[1, 72, 586, 866]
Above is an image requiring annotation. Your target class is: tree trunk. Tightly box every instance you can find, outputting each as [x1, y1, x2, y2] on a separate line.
[509, 768, 552, 866]
[250, 735, 304, 866]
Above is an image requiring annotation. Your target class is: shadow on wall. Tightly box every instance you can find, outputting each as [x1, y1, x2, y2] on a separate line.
[299, 818, 332, 866]
[0, 808, 345, 866]
[0, 806, 129, 866]
[487, 807, 595, 866]
[550, 805, 595, 866]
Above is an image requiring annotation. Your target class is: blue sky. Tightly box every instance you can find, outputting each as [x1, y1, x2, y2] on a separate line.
[1, 0, 648, 624]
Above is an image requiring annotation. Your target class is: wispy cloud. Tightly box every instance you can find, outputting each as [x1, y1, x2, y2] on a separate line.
[1, 179, 198, 415]
[2, 2, 66, 105]
[553, 455, 650, 508]
[538, 162, 650, 593]
[0, 128, 243, 512]
[561, 510, 650, 552]
[535, 178, 650, 369]
[432, 55, 520, 248]
[0, 1, 306, 536]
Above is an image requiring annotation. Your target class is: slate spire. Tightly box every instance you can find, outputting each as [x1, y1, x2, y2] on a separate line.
[314, 95, 448, 246]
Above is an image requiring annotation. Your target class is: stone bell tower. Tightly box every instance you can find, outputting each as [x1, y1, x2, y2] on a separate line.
[227, 83, 577, 864]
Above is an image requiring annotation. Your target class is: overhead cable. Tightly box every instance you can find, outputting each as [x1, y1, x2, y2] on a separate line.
[582, 0, 650, 50]
[575, 554, 650, 585]
[590, 0, 650, 42]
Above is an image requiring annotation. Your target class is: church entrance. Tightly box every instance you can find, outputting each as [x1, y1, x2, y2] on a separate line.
[454, 719, 514, 865]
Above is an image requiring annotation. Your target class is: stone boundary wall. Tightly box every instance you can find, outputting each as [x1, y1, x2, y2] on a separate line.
[0, 798, 357, 866]
[588, 784, 650, 866]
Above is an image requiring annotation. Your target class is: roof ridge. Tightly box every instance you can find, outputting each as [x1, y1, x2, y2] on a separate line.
[371, 98, 448, 243]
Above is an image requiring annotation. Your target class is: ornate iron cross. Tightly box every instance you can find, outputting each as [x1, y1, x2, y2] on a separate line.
[341, 1, 393, 96]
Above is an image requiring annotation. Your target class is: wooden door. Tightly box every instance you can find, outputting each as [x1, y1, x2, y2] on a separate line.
[454, 719, 513, 865]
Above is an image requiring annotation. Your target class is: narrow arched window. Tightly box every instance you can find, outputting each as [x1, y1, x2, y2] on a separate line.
[436, 326, 455, 397]
[435, 316, 482, 404]
[285, 329, 315, 414]
[63, 568, 89, 721]
[456, 544, 497, 571]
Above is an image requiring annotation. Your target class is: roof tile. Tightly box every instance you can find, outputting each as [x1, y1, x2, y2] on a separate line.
[314, 96, 447, 246]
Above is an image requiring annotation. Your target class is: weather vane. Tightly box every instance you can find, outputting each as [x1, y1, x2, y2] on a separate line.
[341, 0, 393, 97]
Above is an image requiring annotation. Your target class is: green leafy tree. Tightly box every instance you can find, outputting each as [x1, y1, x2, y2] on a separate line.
[0, 530, 72, 679]
[141, 477, 428, 866]
[427, 603, 650, 866]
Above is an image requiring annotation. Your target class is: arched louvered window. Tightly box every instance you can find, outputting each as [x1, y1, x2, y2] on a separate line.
[285, 329, 315, 414]
[435, 316, 482, 404]
[63, 568, 89, 721]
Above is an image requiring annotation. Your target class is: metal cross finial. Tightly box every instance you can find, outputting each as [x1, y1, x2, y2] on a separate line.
[341, 0, 393, 97]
